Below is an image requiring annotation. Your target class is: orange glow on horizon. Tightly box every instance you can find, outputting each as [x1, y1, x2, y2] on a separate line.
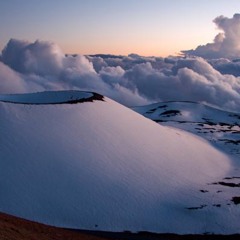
[60, 41, 185, 57]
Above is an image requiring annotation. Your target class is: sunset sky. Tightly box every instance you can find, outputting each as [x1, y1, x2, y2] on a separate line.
[1, 0, 240, 56]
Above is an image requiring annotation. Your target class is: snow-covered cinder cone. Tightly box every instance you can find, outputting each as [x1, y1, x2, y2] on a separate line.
[0, 91, 238, 234]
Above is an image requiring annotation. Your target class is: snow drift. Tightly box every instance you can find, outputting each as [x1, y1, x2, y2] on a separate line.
[0, 90, 238, 234]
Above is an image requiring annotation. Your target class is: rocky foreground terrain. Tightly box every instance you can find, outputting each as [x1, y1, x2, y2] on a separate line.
[1, 212, 240, 240]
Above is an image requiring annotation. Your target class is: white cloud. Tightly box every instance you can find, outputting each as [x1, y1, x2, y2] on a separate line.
[0, 38, 240, 112]
[209, 58, 240, 77]
[183, 14, 240, 59]
[0, 39, 149, 106]
[99, 66, 125, 86]
[119, 58, 240, 111]
[1, 39, 64, 75]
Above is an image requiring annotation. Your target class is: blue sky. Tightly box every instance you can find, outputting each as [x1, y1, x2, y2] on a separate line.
[1, 0, 240, 56]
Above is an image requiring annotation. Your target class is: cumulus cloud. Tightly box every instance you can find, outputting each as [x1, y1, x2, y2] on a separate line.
[120, 58, 240, 110]
[99, 66, 125, 86]
[0, 38, 240, 112]
[183, 13, 240, 59]
[209, 58, 240, 77]
[1, 39, 64, 75]
[0, 39, 149, 106]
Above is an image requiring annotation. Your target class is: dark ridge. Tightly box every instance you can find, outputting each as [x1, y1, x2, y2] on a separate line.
[0, 92, 104, 105]
[65, 92, 104, 104]
[212, 182, 240, 188]
[203, 127, 216, 130]
[200, 190, 209, 193]
[154, 120, 166, 123]
[186, 205, 207, 210]
[201, 118, 216, 125]
[204, 121, 216, 126]
[231, 197, 240, 205]
[160, 110, 181, 117]
[157, 105, 168, 109]
[219, 139, 240, 145]
[218, 122, 231, 126]
[213, 204, 221, 208]
[146, 108, 157, 113]
[224, 177, 240, 180]
[220, 129, 237, 133]
[145, 105, 167, 114]
[232, 131, 240, 134]
[229, 114, 240, 120]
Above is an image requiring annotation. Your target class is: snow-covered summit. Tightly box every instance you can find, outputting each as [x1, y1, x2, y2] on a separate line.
[133, 101, 240, 156]
[0, 91, 239, 234]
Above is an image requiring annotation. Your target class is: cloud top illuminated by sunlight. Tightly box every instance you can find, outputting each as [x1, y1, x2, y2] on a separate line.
[183, 14, 240, 59]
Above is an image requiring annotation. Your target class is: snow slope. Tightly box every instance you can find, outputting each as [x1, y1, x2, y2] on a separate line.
[0, 91, 239, 234]
[133, 101, 240, 157]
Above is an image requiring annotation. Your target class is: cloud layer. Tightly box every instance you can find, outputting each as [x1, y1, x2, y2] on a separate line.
[0, 34, 240, 112]
[183, 14, 240, 59]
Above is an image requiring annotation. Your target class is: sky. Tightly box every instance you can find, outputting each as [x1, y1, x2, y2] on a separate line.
[0, 1, 240, 112]
[1, 0, 240, 56]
